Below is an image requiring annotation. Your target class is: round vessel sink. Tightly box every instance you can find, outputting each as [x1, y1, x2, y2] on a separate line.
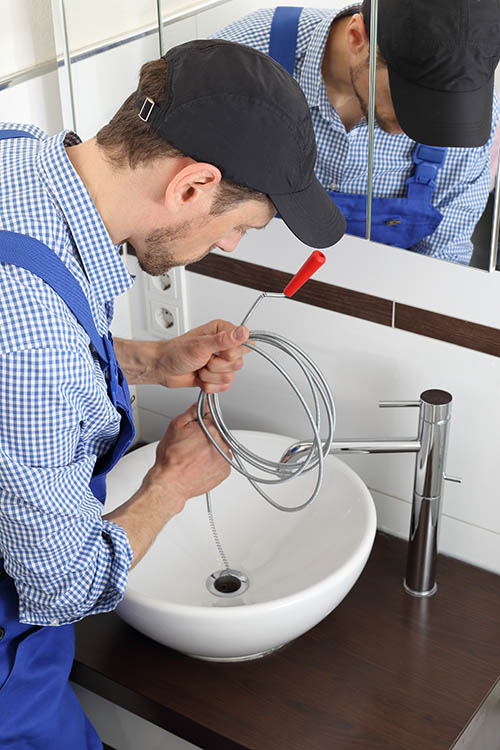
[105, 430, 376, 661]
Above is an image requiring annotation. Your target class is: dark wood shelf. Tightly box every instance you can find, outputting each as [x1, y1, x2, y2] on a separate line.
[72, 533, 500, 750]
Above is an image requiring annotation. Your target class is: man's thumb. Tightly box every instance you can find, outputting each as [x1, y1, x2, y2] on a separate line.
[214, 325, 249, 350]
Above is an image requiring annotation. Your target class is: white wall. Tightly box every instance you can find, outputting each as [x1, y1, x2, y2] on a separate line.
[1, 0, 55, 78]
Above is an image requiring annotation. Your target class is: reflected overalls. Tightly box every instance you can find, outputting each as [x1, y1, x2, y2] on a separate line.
[0, 128, 135, 749]
[269, 6, 447, 248]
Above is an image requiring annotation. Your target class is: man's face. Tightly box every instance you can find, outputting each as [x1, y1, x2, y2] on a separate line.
[133, 198, 275, 276]
[350, 58, 403, 135]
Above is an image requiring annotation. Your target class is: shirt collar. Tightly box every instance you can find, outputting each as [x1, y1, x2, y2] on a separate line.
[299, 4, 362, 110]
[37, 130, 134, 305]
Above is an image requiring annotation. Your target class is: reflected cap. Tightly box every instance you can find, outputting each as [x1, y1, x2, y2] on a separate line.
[135, 39, 346, 248]
[362, 0, 500, 147]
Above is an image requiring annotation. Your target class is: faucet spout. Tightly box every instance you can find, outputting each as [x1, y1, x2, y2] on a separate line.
[281, 438, 421, 460]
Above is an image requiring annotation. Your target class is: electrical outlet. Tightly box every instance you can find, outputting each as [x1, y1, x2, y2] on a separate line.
[126, 256, 189, 341]
[150, 302, 181, 338]
[150, 271, 175, 295]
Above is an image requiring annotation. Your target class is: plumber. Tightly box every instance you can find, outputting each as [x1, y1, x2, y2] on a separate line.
[0, 40, 345, 749]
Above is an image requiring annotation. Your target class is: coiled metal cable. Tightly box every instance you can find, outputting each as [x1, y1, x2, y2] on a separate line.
[198, 292, 337, 569]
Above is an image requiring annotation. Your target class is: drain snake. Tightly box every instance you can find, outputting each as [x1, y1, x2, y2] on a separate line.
[197, 254, 336, 570]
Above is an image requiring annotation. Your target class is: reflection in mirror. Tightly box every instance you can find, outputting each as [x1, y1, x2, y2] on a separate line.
[213, 1, 500, 270]
[212, 3, 375, 246]
[366, 0, 500, 271]
[470, 113, 500, 271]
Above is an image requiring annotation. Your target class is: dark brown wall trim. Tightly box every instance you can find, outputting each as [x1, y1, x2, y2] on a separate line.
[395, 304, 500, 358]
[187, 254, 393, 326]
[186, 254, 500, 358]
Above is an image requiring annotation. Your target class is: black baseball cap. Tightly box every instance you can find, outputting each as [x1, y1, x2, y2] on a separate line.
[362, 0, 500, 147]
[134, 39, 346, 249]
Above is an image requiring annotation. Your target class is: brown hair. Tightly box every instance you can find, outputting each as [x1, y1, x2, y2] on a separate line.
[96, 58, 271, 215]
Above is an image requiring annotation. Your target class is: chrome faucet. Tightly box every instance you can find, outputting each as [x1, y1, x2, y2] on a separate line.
[280, 389, 461, 597]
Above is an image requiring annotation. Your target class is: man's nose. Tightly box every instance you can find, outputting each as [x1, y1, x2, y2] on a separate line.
[217, 233, 241, 253]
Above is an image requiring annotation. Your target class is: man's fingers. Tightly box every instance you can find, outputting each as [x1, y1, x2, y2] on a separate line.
[179, 402, 208, 425]
[197, 367, 235, 385]
[205, 354, 245, 371]
[207, 326, 249, 354]
[206, 423, 232, 457]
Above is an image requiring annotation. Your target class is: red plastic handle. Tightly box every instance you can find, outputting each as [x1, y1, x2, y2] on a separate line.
[283, 251, 326, 298]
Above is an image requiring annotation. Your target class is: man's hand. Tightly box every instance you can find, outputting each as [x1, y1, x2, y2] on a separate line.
[113, 320, 251, 393]
[103, 403, 231, 567]
[153, 319, 251, 393]
[144, 402, 232, 509]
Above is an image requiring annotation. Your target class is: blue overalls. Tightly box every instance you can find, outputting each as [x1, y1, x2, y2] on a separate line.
[269, 6, 447, 249]
[0, 129, 136, 748]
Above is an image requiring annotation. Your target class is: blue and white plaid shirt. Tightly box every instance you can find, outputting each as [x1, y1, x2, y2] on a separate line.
[0, 122, 134, 626]
[213, 6, 499, 265]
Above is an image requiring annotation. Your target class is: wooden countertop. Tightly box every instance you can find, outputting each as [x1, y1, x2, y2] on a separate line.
[72, 533, 500, 750]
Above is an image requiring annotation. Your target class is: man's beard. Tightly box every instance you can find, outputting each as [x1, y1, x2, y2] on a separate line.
[138, 220, 215, 276]
[349, 61, 395, 134]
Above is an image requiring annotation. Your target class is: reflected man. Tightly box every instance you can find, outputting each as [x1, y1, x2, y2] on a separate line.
[213, 0, 500, 265]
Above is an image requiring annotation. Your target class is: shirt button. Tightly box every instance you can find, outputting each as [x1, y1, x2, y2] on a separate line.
[328, 182, 339, 191]
[0, 626, 5, 641]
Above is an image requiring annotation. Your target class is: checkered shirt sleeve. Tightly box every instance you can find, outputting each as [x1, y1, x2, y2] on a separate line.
[0, 123, 134, 626]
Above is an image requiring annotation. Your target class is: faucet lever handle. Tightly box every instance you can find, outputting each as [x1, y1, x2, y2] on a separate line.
[443, 474, 462, 484]
[379, 400, 420, 408]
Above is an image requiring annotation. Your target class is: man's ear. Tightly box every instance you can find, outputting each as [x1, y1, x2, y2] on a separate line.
[346, 13, 370, 59]
[164, 162, 222, 215]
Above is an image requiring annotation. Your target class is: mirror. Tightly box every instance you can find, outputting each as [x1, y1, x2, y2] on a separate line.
[211, 1, 500, 271]
[366, 0, 500, 271]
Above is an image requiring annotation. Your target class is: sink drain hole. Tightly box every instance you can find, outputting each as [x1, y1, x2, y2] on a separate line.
[206, 569, 249, 598]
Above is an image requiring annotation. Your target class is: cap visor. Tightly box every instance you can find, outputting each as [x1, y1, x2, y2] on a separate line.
[270, 178, 346, 249]
[389, 67, 494, 147]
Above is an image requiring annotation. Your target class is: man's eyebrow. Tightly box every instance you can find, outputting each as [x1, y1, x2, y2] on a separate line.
[236, 223, 270, 232]
[252, 221, 273, 230]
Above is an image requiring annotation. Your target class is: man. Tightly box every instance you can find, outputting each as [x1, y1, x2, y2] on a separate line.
[0, 40, 344, 749]
[213, 0, 500, 265]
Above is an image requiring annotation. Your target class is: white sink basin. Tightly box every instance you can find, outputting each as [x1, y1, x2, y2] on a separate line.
[105, 430, 376, 661]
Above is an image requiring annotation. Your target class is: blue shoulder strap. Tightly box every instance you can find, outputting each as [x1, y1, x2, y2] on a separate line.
[406, 143, 447, 203]
[0, 230, 108, 363]
[0, 128, 109, 363]
[269, 6, 303, 75]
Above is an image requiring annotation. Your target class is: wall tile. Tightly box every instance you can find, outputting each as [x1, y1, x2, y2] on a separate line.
[70, 32, 160, 139]
[369, 489, 500, 577]
[2, 72, 63, 133]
